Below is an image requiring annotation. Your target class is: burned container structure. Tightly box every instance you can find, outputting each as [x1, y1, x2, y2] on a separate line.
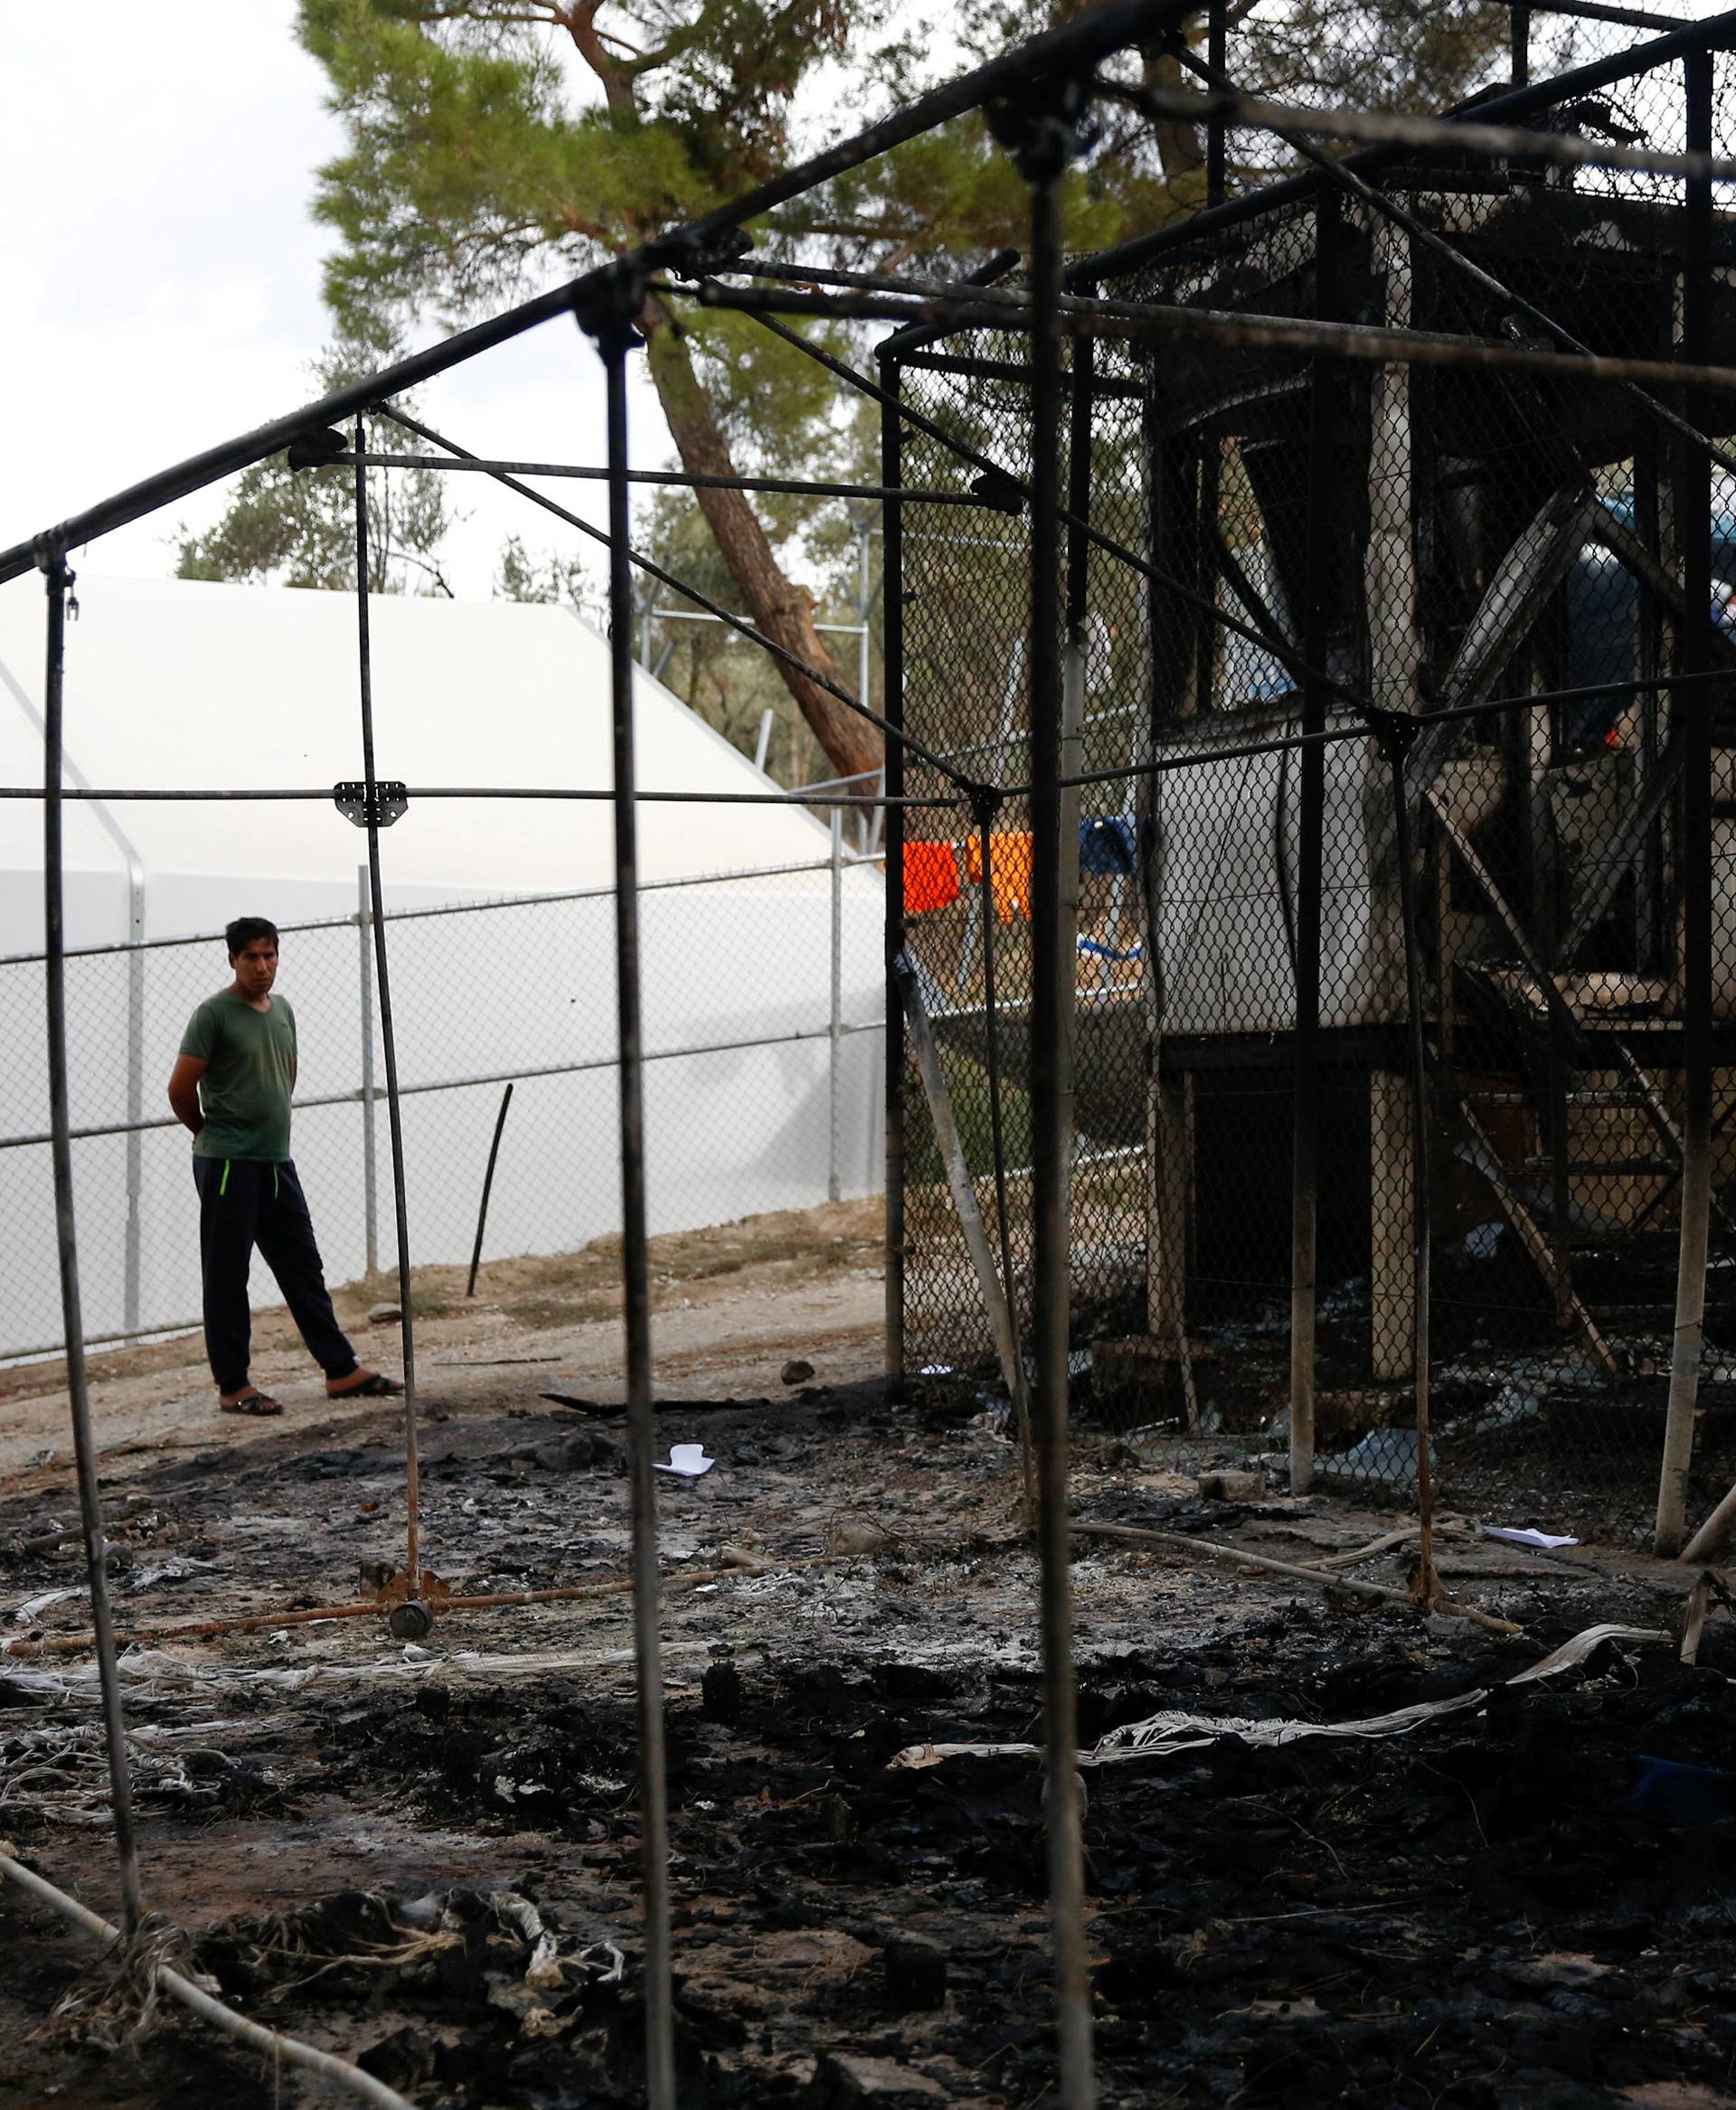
[885, 34, 1736, 1512]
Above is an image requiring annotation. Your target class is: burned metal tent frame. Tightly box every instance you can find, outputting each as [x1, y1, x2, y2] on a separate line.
[10, 2, 1736, 2104]
[854, 2, 1736, 1580]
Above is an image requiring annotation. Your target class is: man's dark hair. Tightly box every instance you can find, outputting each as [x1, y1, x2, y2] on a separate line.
[226, 916, 279, 957]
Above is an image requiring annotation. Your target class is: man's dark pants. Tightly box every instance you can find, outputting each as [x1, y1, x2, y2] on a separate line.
[193, 1157, 357, 1393]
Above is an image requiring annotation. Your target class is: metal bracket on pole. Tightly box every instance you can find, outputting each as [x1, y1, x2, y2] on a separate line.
[335, 780, 408, 828]
[288, 426, 350, 471]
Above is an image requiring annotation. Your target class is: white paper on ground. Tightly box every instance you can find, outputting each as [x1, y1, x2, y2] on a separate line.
[887, 1622, 1672, 1771]
[1483, 1525, 1580, 1550]
[654, 1444, 715, 1477]
[9, 1587, 85, 1626]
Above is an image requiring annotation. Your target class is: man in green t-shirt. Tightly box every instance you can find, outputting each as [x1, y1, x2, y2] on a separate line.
[168, 916, 400, 1417]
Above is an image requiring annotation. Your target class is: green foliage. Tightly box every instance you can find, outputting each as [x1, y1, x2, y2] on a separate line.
[174, 339, 454, 594]
[494, 532, 603, 624]
[196, 3, 1519, 744]
[296, 1, 900, 327]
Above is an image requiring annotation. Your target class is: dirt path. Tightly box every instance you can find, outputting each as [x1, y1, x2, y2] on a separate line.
[0, 1198, 885, 1484]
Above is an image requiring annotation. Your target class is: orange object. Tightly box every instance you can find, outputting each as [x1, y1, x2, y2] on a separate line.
[902, 839, 961, 913]
[963, 831, 1034, 921]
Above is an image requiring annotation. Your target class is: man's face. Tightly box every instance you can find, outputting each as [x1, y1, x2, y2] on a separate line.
[231, 938, 278, 997]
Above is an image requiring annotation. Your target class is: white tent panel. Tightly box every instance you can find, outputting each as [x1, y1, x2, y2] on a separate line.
[0, 576, 884, 1362]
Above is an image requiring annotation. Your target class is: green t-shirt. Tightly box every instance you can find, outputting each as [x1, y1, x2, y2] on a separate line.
[179, 991, 297, 1162]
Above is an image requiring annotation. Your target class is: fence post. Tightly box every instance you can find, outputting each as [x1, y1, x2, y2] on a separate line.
[879, 358, 906, 1386]
[357, 862, 378, 1281]
[122, 862, 146, 1334]
[829, 805, 844, 1202]
[1656, 47, 1714, 1556]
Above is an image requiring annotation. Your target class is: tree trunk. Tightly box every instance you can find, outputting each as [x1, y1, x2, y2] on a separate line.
[639, 303, 883, 783]
[1141, 45, 1204, 178]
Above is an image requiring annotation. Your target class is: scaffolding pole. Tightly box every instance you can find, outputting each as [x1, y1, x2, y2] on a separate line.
[38, 552, 143, 1935]
[585, 278, 676, 2110]
[1017, 90, 1095, 2110]
[353, 428, 422, 1597]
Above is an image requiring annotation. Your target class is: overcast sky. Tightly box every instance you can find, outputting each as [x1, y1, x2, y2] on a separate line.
[0, 3, 664, 602]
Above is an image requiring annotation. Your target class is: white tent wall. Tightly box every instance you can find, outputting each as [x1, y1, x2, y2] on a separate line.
[0, 576, 885, 1363]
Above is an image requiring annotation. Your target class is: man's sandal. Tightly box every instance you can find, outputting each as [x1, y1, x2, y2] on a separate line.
[326, 1371, 403, 1399]
[220, 1389, 283, 1417]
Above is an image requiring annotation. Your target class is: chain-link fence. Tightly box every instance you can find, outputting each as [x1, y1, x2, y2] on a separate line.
[1, 846, 884, 1367]
[1185, 1, 1721, 209]
[886, 5, 1736, 1531]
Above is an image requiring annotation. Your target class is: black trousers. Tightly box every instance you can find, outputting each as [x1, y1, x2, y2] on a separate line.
[192, 1156, 357, 1393]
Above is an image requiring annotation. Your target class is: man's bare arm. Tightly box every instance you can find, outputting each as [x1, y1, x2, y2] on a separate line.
[168, 1053, 206, 1137]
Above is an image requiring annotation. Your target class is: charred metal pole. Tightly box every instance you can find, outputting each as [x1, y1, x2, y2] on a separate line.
[353, 429, 423, 1597]
[1388, 723, 1439, 1599]
[997, 75, 1095, 2110]
[1657, 49, 1716, 1557]
[38, 552, 143, 1936]
[580, 270, 675, 2110]
[879, 361, 908, 1388]
[1289, 185, 1339, 1497]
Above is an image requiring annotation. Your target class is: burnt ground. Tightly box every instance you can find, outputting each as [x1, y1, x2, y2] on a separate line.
[2, 1220, 1734, 2109]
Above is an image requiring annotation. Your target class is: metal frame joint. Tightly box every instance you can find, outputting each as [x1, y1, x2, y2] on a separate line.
[986, 67, 1097, 184]
[288, 426, 350, 471]
[646, 222, 753, 283]
[335, 780, 408, 828]
[573, 264, 650, 355]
